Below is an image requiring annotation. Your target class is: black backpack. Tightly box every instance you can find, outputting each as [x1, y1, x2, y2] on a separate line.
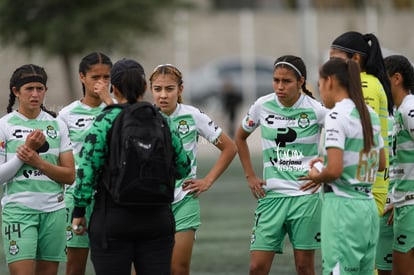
[102, 102, 176, 206]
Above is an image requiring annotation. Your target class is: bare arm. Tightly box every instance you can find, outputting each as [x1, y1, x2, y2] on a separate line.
[72, 217, 87, 235]
[301, 147, 343, 186]
[205, 132, 237, 182]
[183, 131, 237, 197]
[234, 126, 266, 199]
[378, 148, 386, 172]
[16, 146, 75, 185]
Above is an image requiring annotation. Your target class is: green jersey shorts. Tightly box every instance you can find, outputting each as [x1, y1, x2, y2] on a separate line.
[321, 193, 379, 275]
[65, 192, 94, 248]
[172, 195, 201, 232]
[375, 210, 393, 270]
[393, 205, 414, 253]
[250, 194, 321, 253]
[2, 208, 66, 264]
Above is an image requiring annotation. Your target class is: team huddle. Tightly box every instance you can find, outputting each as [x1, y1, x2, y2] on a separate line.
[0, 31, 413, 275]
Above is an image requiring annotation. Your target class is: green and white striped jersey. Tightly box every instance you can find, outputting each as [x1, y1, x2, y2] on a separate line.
[0, 111, 72, 213]
[386, 115, 397, 208]
[58, 100, 106, 194]
[393, 94, 414, 207]
[241, 93, 327, 197]
[167, 103, 222, 203]
[324, 99, 383, 199]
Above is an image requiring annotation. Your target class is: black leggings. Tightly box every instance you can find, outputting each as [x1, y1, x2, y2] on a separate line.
[90, 235, 174, 275]
[88, 198, 175, 275]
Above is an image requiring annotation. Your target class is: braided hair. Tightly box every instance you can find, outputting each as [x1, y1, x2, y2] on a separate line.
[79, 52, 113, 96]
[8, 64, 56, 117]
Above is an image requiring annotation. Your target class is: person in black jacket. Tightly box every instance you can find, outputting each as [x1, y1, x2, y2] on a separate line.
[71, 58, 190, 275]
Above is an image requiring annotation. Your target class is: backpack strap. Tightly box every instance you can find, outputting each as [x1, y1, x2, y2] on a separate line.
[103, 103, 129, 153]
[128, 101, 159, 117]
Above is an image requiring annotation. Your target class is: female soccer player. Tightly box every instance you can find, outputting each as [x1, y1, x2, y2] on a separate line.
[71, 59, 190, 275]
[329, 31, 392, 215]
[384, 54, 414, 275]
[58, 52, 113, 275]
[0, 64, 75, 274]
[150, 64, 237, 275]
[236, 55, 327, 275]
[302, 58, 385, 274]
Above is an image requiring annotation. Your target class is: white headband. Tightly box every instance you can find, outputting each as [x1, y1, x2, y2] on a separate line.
[273, 61, 302, 77]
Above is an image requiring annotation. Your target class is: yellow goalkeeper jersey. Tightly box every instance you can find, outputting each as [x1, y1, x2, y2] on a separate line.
[361, 72, 389, 196]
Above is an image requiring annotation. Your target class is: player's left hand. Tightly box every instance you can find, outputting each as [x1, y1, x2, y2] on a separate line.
[72, 217, 88, 235]
[182, 178, 212, 198]
[299, 166, 321, 193]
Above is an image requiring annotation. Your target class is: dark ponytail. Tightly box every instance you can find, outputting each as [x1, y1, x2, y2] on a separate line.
[331, 31, 393, 115]
[362, 33, 393, 115]
[111, 59, 146, 104]
[320, 58, 374, 152]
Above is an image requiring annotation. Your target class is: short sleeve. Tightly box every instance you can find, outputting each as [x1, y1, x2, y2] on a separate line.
[241, 101, 261, 133]
[324, 111, 346, 150]
[402, 106, 414, 140]
[193, 109, 222, 143]
[57, 118, 72, 153]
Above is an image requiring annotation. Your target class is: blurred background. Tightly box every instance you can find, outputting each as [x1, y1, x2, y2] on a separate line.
[1, 0, 413, 126]
[0, 1, 413, 273]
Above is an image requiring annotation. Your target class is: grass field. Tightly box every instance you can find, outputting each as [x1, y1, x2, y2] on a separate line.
[0, 153, 322, 274]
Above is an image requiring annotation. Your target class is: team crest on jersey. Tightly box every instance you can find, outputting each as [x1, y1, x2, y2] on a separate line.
[66, 226, 73, 241]
[298, 113, 310, 128]
[9, 240, 19, 255]
[46, 125, 57, 139]
[178, 120, 190, 135]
